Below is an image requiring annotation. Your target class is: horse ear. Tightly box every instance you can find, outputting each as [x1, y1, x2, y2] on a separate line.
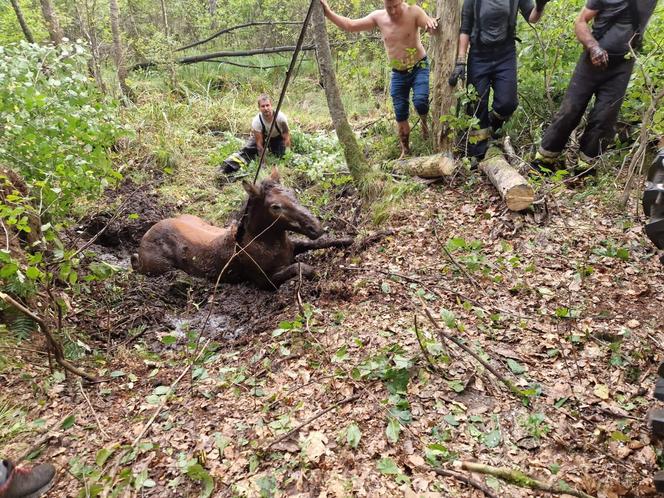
[242, 180, 260, 197]
[270, 166, 280, 182]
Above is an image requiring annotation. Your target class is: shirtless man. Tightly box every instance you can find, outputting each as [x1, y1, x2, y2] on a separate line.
[320, 0, 438, 158]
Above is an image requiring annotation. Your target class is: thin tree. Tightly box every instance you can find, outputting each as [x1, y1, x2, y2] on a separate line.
[10, 0, 35, 43]
[75, 0, 106, 93]
[39, 0, 64, 45]
[109, 0, 131, 99]
[429, 0, 461, 152]
[160, 0, 169, 37]
[311, 0, 370, 184]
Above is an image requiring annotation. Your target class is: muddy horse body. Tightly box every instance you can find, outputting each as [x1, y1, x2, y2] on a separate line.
[131, 169, 349, 289]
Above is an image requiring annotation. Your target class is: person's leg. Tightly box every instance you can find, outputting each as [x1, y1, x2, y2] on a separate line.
[411, 59, 431, 141]
[489, 47, 518, 135]
[577, 58, 635, 162]
[220, 136, 257, 175]
[390, 70, 412, 158]
[538, 54, 598, 161]
[466, 51, 493, 160]
[267, 136, 286, 157]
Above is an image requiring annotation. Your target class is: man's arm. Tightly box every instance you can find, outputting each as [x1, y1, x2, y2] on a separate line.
[414, 5, 438, 33]
[253, 130, 265, 155]
[282, 128, 291, 148]
[575, 7, 608, 67]
[319, 0, 377, 32]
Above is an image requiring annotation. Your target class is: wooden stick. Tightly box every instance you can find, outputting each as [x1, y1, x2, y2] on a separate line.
[429, 467, 499, 498]
[423, 307, 523, 400]
[265, 394, 360, 450]
[0, 292, 98, 382]
[454, 460, 595, 498]
[413, 314, 440, 372]
[79, 382, 110, 440]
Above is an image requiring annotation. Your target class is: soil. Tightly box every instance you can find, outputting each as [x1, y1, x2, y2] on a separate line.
[3, 173, 664, 498]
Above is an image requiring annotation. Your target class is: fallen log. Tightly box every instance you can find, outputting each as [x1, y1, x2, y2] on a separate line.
[479, 147, 534, 211]
[392, 152, 456, 178]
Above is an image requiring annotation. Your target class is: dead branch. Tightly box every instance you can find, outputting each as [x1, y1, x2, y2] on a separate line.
[423, 307, 523, 400]
[503, 136, 531, 176]
[176, 21, 304, 52]
[265, 394, 360, 450]
[453, 460, 595, 498]
[413, 314, 441, 372]
[79, 381, 110, 440]
[429, 467, 499, 498]
[0, 292, 99, 383]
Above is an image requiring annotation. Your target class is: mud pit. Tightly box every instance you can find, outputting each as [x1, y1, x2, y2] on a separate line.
[71, 179, 350, 349]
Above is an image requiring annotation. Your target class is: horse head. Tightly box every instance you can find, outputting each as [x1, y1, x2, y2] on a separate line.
[242, 167, 323, 240]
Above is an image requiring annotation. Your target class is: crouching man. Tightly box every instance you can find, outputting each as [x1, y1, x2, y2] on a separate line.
[218, 94, 291, 180]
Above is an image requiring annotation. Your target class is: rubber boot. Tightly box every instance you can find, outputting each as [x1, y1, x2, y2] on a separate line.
[0, 460, 56, 498]
[644, 148, 664, 250]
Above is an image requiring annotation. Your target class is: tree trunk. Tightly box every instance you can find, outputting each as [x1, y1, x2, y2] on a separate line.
[479, 147, 534, 211]
[39, 0, 64, 45]
[160, 0, 169, 37]
[311, 0, 369, 184]
[75, 1, 106, 93]
[209, 0, 218, 29]
[429, 0, 461, 152]
[10, 0, 35, 43]
[109, 0, 131, 99]
[392, 153, 456, 178]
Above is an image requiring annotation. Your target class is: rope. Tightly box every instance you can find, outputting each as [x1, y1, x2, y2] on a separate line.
[252, 0, 317, 184]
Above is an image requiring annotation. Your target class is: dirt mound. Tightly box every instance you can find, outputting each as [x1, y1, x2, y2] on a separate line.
[78, 178, 175, 251]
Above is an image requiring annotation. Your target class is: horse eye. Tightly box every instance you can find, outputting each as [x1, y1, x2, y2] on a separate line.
[271, 204, 283, 211]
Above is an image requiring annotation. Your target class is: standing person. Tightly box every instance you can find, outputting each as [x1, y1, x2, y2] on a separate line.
[218, 94, 291, 179]
[319, 0, 438, 159]
[449, 0, 547, 161]
[535, 0, 657, 174]
[0, 459, 56, 498]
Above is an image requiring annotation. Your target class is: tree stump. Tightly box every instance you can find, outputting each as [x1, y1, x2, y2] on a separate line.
[392, 152, 456, 178]
[479, 147, 534, 211]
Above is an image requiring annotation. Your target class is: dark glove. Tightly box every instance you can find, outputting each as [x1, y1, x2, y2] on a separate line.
[448, 62, 466, 86]
[588, 44, 608, 68]
[535, 0, 549, 11]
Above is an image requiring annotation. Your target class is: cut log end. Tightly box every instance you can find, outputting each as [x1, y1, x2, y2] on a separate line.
[480, 147, 534, 211]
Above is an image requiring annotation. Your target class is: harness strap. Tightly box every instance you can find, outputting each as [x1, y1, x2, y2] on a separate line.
[258, 112, 282, 138]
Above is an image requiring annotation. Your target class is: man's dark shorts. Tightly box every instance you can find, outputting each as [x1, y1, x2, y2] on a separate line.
[390, 57, 430, 122]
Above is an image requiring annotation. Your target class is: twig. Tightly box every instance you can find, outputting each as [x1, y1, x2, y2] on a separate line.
[429, 467, 499, 498]
[0, 219, 9, 251]
[423, 307, 523, 400]
[78, 381, 110, 440]
[101, 339, 211, 498]
[18, 405, 81, 461]
[0, 292, 99, 382]
[413, 314, 440, 372]
[432, 224, 482, 291]
[454, 460, 595, 498]
[265, 394, 360, 450]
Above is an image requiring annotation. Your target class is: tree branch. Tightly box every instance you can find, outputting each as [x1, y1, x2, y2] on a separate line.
[176, 21, 304, 52]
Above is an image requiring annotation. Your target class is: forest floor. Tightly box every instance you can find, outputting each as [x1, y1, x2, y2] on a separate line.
[2, 147, 663, 497]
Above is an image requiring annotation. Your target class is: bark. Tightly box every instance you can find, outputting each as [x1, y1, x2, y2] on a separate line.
[109, 0, 132, 99]
[75, 1, 106, 93]
[160, 0, 169, 37]
[10, 0, 35, 43]
[479, 147, 534, 212]
[392, 153, 456, 178]
[311, 0, 369, 183]
[429, 0, 461, 152]
[39, 0, 64, 45]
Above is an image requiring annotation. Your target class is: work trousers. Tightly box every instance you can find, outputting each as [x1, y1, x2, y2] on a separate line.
[540, 52, 634, 160]
[223, 135, 286, 173]
[466, 43, 519, 159]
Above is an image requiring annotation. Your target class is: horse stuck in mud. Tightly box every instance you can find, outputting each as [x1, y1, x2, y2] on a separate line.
[131, 168, 352, 289]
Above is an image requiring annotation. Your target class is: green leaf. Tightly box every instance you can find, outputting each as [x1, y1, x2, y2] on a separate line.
[61, 415, 76, 430]
[95, 447, 115, 467]
[447, 380, 465, 393]
[185, 463, 214, 498]
[506, 359, 526, 375]
[376, 457, 400, 475]
[161, 335, 177, 345]
[385, 417, 401, 443]
[483, 429, 502, 448]
[110, 370, 126, 378]
[443, 414, 459, 427]
[346, 423, 361, 449]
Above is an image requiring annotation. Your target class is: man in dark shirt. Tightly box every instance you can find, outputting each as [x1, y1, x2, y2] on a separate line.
[535, 0, 657, 174]
[449, 0, 547, 161]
